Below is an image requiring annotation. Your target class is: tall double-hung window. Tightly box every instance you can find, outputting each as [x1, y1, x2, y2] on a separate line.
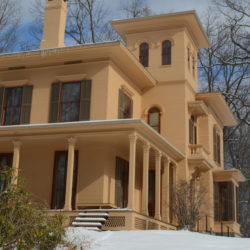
[0, 86, 33, 125]
[49, 80, 92, 123]
[162, 40, 171, 65]
[139, 42, 149, 67]
[118, 89, 133, 119]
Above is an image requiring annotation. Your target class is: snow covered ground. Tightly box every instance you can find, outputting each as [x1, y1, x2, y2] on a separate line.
[63, 227, 250, 250]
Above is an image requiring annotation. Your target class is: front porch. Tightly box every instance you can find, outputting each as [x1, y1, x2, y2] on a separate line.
[0, 119, 184, 230]
[48, 209, 177, 231]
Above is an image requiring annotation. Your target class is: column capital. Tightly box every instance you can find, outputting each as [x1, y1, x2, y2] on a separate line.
[128, 133, 138, 142]
[12, 140, 22, 148]
[67, 137, 76, 146]
[154, 150, 162, 159]
[142, 142, 150, 152]
[163, 157, 169, 164]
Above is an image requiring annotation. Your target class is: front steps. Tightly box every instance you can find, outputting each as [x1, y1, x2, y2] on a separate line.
[71, 211, 109, 231]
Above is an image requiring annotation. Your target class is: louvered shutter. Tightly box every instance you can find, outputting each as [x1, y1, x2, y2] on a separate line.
[20, 85, 33, 124]
[49, 82, 60, 123]
[217, 134, 221, 164]
[0, 88, 4, 125]
[79, 80, 92, 121]
[130, 98, 133, 118]
[118, 89, 124, 119]
[115, 157, 123, 208]
[213, 127, 217, 161]
[189, 119, 193, 144]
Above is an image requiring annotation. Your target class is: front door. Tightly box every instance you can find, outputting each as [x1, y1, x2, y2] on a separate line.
[51, 151, 78, 209]
[148, 170, 155, 217]
[115, 157, 129, 208]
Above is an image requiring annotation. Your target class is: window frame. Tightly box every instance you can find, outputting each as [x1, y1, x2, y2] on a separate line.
[58, 81, 81, 122]
[162, 40, 172, 65]
[148, 107, 161, 133]
[139, 42, 149, 67]
[118, 89, 133, 119]
[2, 87, 23, 126]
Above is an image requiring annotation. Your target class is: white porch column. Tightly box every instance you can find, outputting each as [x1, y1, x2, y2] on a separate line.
[142, 142, 150, 215]
[128, 133, 137, 210]
[162, 157, 170, 222]
[64, 137, 76, 211]
[11, 140, 22, 185]
[155, 151, 162, 220]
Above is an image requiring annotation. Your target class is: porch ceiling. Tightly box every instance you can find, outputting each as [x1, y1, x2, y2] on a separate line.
[0, 119, 185, 162]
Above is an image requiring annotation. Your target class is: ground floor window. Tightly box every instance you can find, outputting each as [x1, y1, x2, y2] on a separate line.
[0, 154, 13, 191]
[115, 157, 129, 208]
[214, 182, 235, 221]
[51, 151, 78, 210]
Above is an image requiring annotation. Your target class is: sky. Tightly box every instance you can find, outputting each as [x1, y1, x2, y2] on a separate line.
[20, 0, 214, 24]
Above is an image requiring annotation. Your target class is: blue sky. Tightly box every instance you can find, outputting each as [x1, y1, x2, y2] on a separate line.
[16, 0, 214, 51]
[21, 0, 213, 24]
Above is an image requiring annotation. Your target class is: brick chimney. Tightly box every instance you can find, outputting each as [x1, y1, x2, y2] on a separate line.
[40, 0, 68, 49]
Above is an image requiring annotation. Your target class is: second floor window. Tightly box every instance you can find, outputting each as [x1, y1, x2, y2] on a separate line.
[139, 42, 149, 67]
[60, 82, 81, 122]
[189, 115, 197, 144]
[118, 89, 133, 119]
[213, 127, 221, 164]
[0, 86, 33, 126]
[148, 107, 160, 133]
[162, 40, 171, 65]
[49, 80, 92, 123]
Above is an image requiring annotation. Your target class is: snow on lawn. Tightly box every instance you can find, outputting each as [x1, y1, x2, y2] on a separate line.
[63, 227, 250, 250]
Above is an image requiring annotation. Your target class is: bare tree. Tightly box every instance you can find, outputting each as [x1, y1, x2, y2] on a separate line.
[171, 180, 207, 231]
[120, 0, 152, 18]
[0, 0, 20, 53]
[198, 3, 250, 236]
[214, 0, 250, 65]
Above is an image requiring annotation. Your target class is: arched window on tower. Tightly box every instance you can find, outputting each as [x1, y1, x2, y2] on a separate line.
[162, 40, 171, 65]
[139, 42, 149, 67]
[148, 107, 161, 133]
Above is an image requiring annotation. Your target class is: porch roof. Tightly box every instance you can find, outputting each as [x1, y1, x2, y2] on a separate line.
[0, 119, 185, 162]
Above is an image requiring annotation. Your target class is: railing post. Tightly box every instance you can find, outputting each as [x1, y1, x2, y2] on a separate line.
[197, 220, 199, 232]
[221, 222, 223, 236]
[227, 226, 230, 237]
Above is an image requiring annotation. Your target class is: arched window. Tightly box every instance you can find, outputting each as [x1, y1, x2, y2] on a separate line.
[162, 40, 171, 65]
[139, 42, 149, 67]
[148, 107, 161, 133]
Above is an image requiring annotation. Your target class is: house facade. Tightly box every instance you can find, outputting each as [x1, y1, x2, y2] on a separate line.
[0, 0, 245, 234]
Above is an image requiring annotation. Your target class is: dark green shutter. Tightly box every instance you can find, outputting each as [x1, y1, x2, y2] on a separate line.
[79, 80, 92, 121]
[213, 127, 217, 161]
[118, 89, 124, 119]
[189, 119, 193, 144]
[49, 82, 60, 123]
[20, 85, 33, 124]
[0, 88, 4, 125]
[130, 98, 133, 118]
[217, 134, 221, 164]
[115, 157, 123, 208]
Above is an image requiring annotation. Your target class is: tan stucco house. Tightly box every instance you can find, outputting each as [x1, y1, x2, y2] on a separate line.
[0, 0, 245, 235]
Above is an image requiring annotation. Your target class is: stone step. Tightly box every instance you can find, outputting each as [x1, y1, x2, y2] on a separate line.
[75, 217, 106, 222]
[78, 212, 109, 217]
[72, 221, 102, 226]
